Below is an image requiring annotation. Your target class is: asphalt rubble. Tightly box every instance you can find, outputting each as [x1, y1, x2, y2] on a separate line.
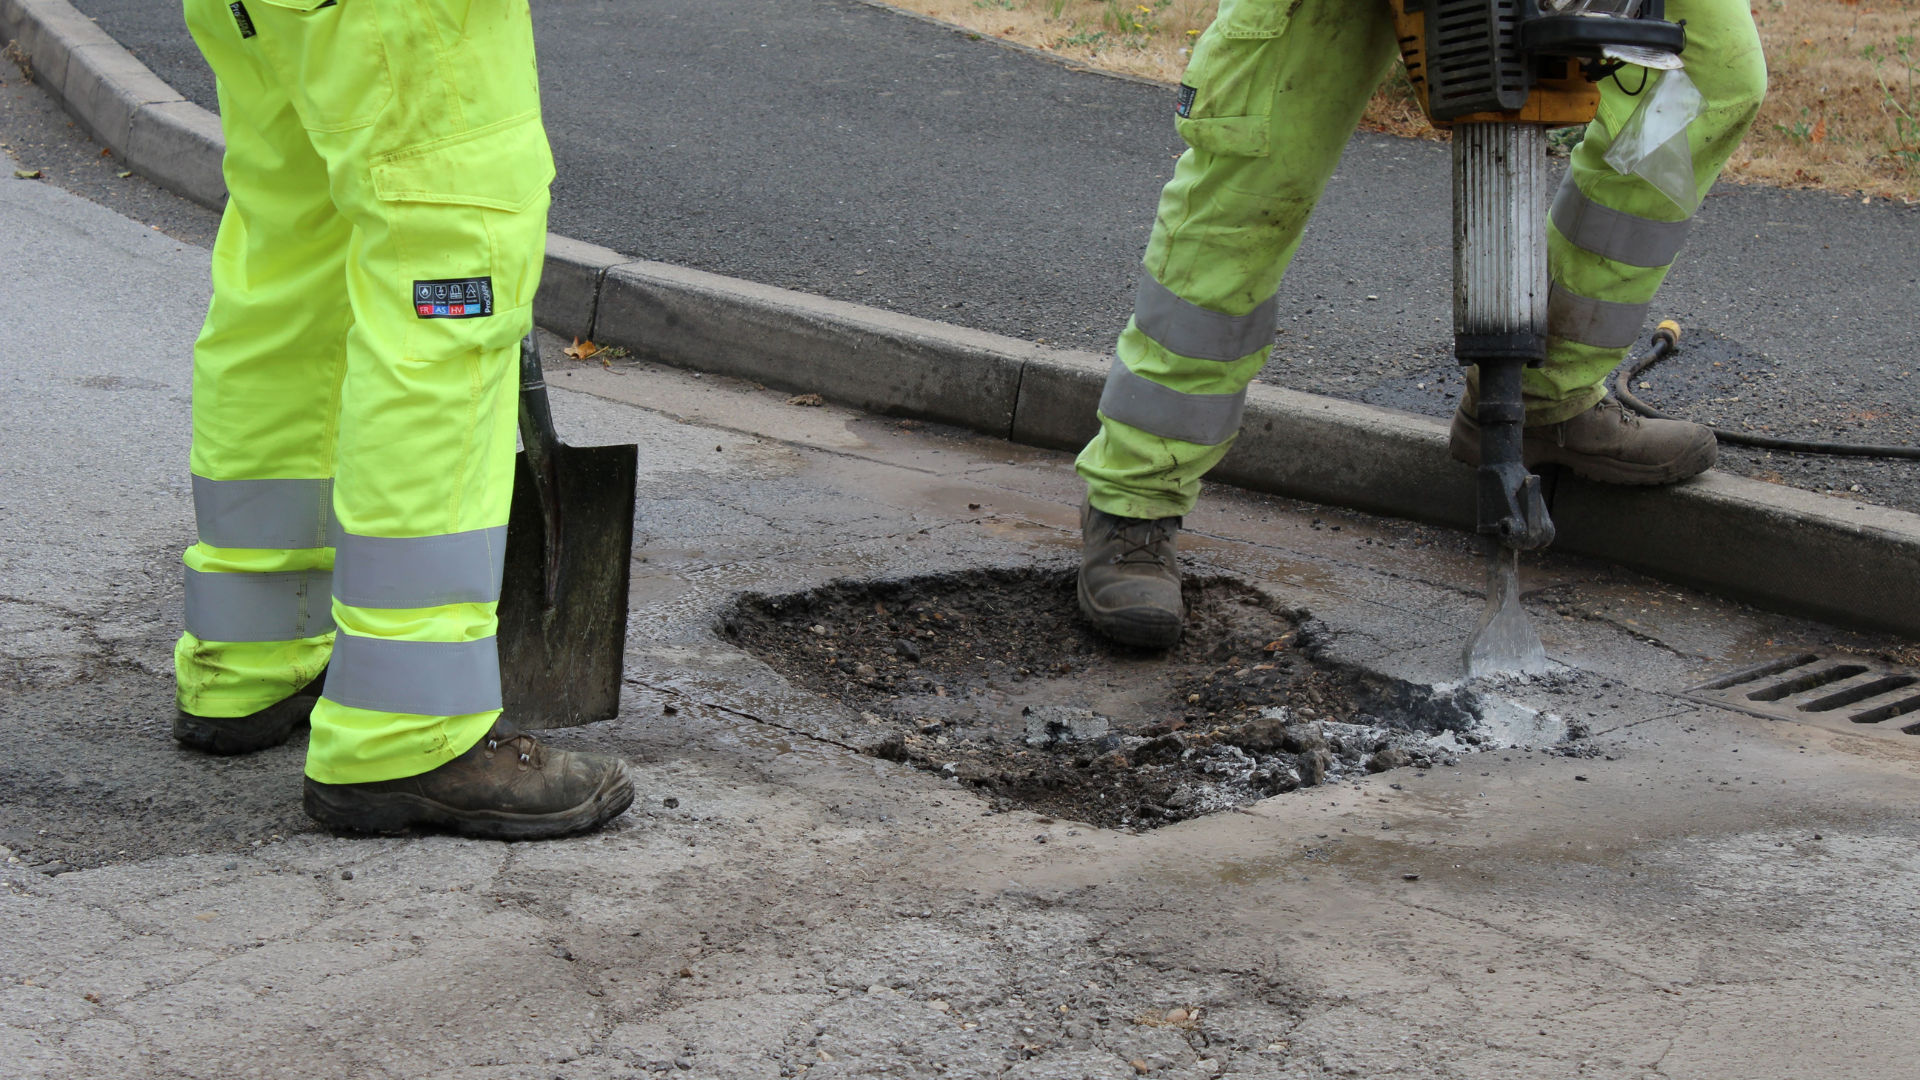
[726, 566, 1600, 830]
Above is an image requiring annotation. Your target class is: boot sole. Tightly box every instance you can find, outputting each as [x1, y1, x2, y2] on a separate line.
[303, 764, 635, 841]
[1077, 574, 1182, 650]
[173, 698, 310, 756]
[1448, 412, 1713, 486]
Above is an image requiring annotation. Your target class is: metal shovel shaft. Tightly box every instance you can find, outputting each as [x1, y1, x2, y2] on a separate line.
[517, 334, 564, 607]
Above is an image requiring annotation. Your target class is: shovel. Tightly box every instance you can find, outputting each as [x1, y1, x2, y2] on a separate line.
[495, 333, 638, 729]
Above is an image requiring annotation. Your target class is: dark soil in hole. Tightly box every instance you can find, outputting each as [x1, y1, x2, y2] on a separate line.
[721, 568, 1472, 828]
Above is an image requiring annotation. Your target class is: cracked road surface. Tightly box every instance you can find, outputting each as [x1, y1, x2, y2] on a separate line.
[6, 178, 1920, 1079]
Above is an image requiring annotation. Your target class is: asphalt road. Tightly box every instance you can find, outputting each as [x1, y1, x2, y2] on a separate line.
[41, 0, 1920, 512]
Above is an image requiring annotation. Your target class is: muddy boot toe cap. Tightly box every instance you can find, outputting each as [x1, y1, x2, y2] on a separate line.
[1528, 399, 1717, 484]
[1079, 572, 1184, 648]
[304, 725, 635, 840]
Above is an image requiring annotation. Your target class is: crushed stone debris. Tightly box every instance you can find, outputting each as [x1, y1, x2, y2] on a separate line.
[725, 568, 1588, 827]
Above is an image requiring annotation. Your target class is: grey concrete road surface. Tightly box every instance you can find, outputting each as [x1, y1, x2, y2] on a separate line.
[7, 173, 1920, 1079]
[54, 0, 1920, 513]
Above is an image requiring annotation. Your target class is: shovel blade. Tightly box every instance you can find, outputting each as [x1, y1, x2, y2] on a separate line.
[497, 442, 638, 729]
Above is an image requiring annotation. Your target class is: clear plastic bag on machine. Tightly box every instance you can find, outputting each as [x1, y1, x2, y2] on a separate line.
[1604, 66, 1705, 212]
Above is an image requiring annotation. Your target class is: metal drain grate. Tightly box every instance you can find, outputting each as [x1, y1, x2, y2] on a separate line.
[1685, 653, 1920, 736]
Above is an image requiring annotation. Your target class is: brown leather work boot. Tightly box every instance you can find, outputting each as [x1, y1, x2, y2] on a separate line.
[304, 722, 634, 840]
[1450, 395, 1717, 485]
[1078, 503, 1184, 649]
[174, 668, 325, 756]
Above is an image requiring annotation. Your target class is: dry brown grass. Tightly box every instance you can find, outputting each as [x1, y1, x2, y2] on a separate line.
[877, 0, 1920, 199]
[1741, 0, 1920, 198]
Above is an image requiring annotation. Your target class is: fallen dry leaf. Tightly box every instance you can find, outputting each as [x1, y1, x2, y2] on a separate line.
[563, 337, 600, 360]
[14, 169, 43, 179]
[787, 393, 825, 407]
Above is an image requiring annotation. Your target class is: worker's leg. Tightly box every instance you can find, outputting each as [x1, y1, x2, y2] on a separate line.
[1074, 0, 1398, 647]
[1530, 0, 1767, 421]
[174, 0, 349, 752]
[1076, 0, 1401, 520]
[180, 0, 629, 835]
[218, 0, 553, 786]
[1449, 0, 1765, 483]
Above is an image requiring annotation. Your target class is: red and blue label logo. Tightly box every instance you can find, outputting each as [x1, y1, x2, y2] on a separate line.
[413, 277, 493, 320]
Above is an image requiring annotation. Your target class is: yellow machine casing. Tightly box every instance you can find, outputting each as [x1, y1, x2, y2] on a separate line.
[1389, 0, 1601, 127]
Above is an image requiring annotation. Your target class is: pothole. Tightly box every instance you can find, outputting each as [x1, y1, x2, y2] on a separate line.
[722, 568, 1583, 828]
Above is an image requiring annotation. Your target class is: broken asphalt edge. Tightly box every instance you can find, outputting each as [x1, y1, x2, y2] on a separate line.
[8, 0, 1917, 639]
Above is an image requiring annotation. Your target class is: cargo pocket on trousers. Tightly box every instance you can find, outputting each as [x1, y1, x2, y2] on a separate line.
[372, 113, 556, 361]
[251, 0, 393, 133]
[1173, 0, 1293, 158]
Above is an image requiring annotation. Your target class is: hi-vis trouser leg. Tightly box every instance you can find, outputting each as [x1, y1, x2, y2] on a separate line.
[181, 0, 553, 784]
[1523, 0, 1766, 423]
[1077, 0, 1399, 521]
[1077, 0, 1765, 519]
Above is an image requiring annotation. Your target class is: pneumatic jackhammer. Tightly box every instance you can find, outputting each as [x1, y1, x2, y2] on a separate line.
[1388, 0, 1686, 675]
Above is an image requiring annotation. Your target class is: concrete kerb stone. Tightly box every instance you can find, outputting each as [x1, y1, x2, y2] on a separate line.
[126, 99, 225, 209]
[593, 259, 1027, 436]
[1554, 473, 1920, 637]
[1008, 349, 1107, 453]
[534, 233, 625, 343]
[1223, 391, 1478, 532]
[6, 0, 93, 101]
[63, 41, 183, 149]
[12, 0, 1920, 637]
[2, 0, 214, 205]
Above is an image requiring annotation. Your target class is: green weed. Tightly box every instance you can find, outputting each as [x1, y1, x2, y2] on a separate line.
[1773, 107, 1818, 145]
[1863, 27, 1919, 165]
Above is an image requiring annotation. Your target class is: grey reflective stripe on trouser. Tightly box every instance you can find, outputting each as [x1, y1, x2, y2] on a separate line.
[1547, 283, 1650, 350]
[192, 475, 336, 549]
[1550, 173, 1693, 268]
[332, 526, 508, 609]
[183, 567, 336, 642]
[322, 634, 502, 716]
[1098, 357, 1247, 446]
[1133, 269, 1279, 363]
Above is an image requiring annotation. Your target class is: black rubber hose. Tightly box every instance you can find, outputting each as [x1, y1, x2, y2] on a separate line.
[1614, 321, 1920, 460]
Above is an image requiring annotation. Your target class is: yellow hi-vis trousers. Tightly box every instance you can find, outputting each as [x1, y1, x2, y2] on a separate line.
[177, 0, 552, 784]
[1077, 0, 1767, 521]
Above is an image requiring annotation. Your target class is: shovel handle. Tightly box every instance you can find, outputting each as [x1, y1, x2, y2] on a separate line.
[517, 333, 564, 606]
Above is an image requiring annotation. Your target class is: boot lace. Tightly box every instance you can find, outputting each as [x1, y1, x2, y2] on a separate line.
[1110, 518, 1177, 567]
[1599, 396, 1641, 429]
[1551, 397, 1639, 447]
[484, 728, 545, 768]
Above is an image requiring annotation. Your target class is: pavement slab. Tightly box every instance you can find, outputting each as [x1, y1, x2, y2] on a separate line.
[5, 173, 1920, 1078]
